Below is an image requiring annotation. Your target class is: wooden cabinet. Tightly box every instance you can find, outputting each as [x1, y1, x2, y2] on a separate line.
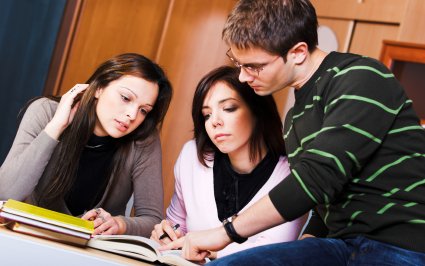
[49, 0, 171, 96]
[311, 0, 425, 59]
[380, 40, 425, 126]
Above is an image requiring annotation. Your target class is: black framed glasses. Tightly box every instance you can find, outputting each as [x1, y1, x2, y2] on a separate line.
[226, 48, 280, 76]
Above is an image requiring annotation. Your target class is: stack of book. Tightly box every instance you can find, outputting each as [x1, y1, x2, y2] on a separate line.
[0, 199, 94, 246]
[0, 200, 199, 265]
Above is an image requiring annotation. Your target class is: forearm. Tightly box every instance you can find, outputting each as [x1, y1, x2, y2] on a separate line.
[0, 131, 58, 200]
[233, 195, 285, 238]
[122, 215, 162, 237]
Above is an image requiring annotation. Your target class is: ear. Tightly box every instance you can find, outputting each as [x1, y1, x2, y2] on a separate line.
[94, 88, 103, 99]
[287, 42, 308, 65]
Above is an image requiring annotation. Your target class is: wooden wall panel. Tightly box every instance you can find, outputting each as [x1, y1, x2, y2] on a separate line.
[398, 0, 425, 43]
[57, 0, 170, 95]
[318, 18, 354, 52]
[349, 22, 399, 59]
[156, 0, 237, 208]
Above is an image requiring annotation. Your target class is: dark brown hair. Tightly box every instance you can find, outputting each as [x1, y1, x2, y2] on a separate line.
[192, 66, 285, 167]
[223, 0, 318, 58]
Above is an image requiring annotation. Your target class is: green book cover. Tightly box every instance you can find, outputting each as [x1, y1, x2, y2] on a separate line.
[2, 199, 94, 234]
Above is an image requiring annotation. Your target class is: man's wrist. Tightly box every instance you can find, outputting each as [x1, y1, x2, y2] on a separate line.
[222, 215, 247, 244]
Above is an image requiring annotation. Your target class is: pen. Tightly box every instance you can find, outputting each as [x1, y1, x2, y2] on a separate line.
[159, 224, 180, 240]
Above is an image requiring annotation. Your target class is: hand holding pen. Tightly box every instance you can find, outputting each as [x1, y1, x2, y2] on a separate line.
[151, 220, 182, 244]
[159, 223, 180, 240]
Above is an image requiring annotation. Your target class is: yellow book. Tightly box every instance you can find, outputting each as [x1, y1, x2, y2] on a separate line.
[0, 199, 94, 234]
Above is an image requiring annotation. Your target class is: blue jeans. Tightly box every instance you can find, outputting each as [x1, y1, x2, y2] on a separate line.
[208, 236, 425, 266]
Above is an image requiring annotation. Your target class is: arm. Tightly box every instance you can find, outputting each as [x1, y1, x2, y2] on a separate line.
[217, 211, 308, 258]
[0, 99, 59, 200]
[151, 145, 189, 244]
[270, 58, 408, 222]
[120, 132, 164, 237]
[0, 85, 88, 201]
[161, 195, 285, 261]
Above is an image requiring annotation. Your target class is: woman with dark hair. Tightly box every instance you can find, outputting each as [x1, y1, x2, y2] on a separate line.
[150, 66, 307, 258]
[0, 53, 172, 237]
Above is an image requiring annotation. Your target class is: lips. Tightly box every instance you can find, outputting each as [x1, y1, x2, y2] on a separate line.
[214, 133, 230, 141]
[115, 119, 129, 132]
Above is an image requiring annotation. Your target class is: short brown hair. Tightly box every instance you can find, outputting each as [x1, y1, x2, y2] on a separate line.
[223, 0, 318, 57]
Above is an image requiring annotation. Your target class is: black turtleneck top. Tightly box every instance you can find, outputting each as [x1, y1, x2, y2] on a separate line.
[65, 134, 117, 216]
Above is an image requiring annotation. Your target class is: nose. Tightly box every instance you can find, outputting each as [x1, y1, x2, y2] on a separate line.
[126, 105, 139, 120]
[238, 67, 255, 83]
[211, 113, 223, 128]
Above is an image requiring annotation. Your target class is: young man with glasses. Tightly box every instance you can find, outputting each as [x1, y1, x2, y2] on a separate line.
[161, 0, 425, 264]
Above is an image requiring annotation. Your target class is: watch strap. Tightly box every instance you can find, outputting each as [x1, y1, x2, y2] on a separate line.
[223, 215, 248, 244]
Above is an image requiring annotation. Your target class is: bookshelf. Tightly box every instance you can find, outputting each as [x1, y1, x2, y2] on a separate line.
[380, 40, 425, 127]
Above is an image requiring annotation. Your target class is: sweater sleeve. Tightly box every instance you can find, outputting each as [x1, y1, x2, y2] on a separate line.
[165, 141, 190, 235]
[0, 98, 58, 201]
[121, 132, 164, 237]
[270, 58, 407, 220]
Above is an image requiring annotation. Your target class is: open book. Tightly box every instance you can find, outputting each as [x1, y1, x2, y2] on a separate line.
[0, 199, 93, 246]
[88, 235, 200, 266]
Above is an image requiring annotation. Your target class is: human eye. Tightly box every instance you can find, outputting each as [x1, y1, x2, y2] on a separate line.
[224, 105, 237, 112]
[140, 108, 148, 115]
[245, 64, 264, 72]
[202, 112, 211, 121]
[121, 94, 131, 102]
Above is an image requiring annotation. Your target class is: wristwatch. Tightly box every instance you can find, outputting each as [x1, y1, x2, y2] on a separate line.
[222, 214, 248, 244]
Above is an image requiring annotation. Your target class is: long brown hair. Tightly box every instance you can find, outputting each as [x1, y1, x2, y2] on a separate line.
[37, 53, 172, 201]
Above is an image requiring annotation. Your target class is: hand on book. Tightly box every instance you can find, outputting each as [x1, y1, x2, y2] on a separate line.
[160, 226, 231, 262]
[82, 208, 126, 235]
[151, 219, 183, 244]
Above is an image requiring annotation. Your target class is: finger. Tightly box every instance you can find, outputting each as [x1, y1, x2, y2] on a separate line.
[160, 236, 173, 245]
[93, 215, 107, 228]
[68, 101, 81, 123]
[162, 225, 178, 241]
[174, 229, 183, 238]
[182, 245, 208, 262]
[158, 236, 185, 251]
[101, 224, 117, 235]
[150, 230, 158, 241]
[81, 209, 97, 220]
[299, 234, 315, 240]
[67, 83, 89, 95]
[93, 218, 109, 235]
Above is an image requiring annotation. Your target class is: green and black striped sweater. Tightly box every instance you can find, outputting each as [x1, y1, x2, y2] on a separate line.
[269, 52, 425, 253]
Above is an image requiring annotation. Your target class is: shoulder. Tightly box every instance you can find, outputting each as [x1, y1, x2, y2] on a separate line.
[175, 139, 212, 169]
[180, 139, 197, 156]
[133, 129, 161, 149]
[26, 98, 58, 116]
[177, 139, 201, 163]
[324, 52, 392, 80]
[20, 97, 58, 127]
[275, 156, 291, 178]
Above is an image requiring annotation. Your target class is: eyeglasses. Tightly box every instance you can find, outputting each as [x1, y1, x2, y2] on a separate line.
[226, 48, 280, 76]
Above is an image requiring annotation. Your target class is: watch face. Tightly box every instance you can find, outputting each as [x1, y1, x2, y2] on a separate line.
[229, 214, 237, 222]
